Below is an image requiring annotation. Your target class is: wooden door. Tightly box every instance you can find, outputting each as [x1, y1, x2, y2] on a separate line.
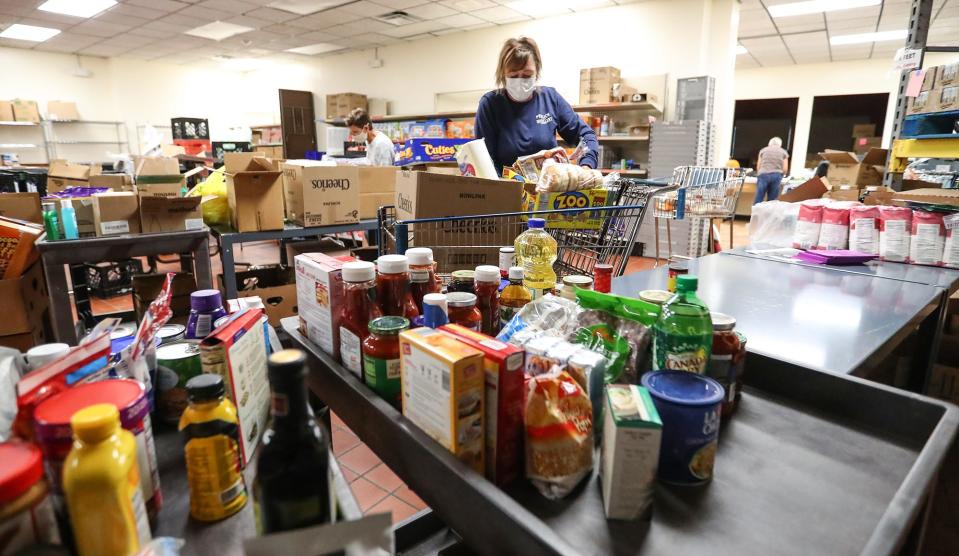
[279, 89, 317, 159]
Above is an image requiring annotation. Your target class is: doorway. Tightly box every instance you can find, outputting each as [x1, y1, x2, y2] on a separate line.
[808, 92, 888, 167]
[731, 98, 799, 170]
[279, 89, 317, 159]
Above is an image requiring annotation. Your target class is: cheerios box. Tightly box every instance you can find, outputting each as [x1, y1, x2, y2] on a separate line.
[294, 252, 354, 360]
[521, 185, 609, 230]
[399, 327, 485, 474]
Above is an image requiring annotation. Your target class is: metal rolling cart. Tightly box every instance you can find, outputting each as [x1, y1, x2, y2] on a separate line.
[377, 178, 671, 280]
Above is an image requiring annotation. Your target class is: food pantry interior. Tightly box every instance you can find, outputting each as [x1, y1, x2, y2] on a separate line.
[1, 0, 959, 554]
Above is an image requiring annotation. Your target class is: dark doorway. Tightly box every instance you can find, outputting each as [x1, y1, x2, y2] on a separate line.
[279, 89, 317, 159]
[731, 98, 799, 170]
[808, 92, 888, 167]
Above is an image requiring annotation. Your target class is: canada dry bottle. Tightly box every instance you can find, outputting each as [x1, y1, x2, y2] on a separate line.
[255, 350, 334, 534]
[652, 275, 713, 373]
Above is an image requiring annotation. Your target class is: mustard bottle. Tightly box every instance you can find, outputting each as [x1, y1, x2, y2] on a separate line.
[178, 373, 247, 521]
[63, 403, 152, 556]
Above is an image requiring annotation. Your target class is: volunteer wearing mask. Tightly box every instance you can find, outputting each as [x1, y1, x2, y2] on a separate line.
[475, 37, 598, 173]
[347, 108, 395, 166]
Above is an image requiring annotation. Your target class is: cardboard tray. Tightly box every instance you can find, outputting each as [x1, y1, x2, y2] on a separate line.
[282, 317, 958, 555]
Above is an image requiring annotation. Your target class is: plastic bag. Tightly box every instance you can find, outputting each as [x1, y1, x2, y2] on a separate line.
[525, 367, 593, 499]
[793, 200, 825, 249]
[496, 294, 581, 345]
[0, 346, 26, 441]
[536, 160, 606, 193]
[910, 210, 945, 266]
[748, 201, 800, 248]
[879, 206, 912, 262]
[188, 168, 230, 227]
[513, 147, 569, 184]
[849, 206, 880, 255]
[571, 290, 658, 385]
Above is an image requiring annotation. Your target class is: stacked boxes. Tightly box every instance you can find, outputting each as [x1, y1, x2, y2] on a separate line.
[326, 93, 368, 120]
[908, 63, 959, 115]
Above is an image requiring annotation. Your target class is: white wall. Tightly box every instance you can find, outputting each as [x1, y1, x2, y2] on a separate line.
[734, 52, 959, 169]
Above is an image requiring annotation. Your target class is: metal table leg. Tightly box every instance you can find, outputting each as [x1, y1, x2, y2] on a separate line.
[219, 235, 238, 300]
[44, 260, 77, 344]
[193, 235, 213, 290]
[910, 289, 948, 393]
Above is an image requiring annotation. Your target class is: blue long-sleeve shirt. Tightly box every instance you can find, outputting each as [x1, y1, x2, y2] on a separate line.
[474, 87, 598, 174]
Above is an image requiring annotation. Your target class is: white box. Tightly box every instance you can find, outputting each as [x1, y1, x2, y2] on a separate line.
[601, 384, 662, 520]
[294, 252, 351, 360]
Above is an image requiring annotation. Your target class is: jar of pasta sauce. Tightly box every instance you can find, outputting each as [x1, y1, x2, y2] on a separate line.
[706, 312, 741, 418]
[446, 292, 482, 331]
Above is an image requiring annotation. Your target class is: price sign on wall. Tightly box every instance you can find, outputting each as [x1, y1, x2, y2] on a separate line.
[892, 47, 922, 72]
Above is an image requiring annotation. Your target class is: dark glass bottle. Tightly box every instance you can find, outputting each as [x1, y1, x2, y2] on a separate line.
[255, 349, 333, 534]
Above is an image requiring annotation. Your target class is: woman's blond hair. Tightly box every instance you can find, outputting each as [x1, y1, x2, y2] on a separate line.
[495, 37, 542, 89]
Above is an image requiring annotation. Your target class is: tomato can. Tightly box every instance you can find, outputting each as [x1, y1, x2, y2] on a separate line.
[156, 341, 203, 425]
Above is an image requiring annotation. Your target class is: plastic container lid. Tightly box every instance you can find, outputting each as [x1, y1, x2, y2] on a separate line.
[562, 275, 593, 287]
[528, 218, 545, 229]
[508, 266, 524, 280]
[641, 371, 724, 407]
[499, 247, 515, 253]
[711, 312, 736, 331]
[71, 404, 120, 443]
[377, 254, 408, 274]
[368, 316, 410, 335]
[474, 265, 500, 283]
[676, 275, 698, 292]
[447, 292, 477, 307]
[423, 293, 448, 311]
[451, 270, 475, 282]
[191, 289, 224, 312]
[342, 261, 375, 282]
[158, 324, 186, 340]
[26, 343, 69, 360]
[34, 379, 146, 440]
[187, 373, 225, 402]
[405, 247, 434, 266]
[0, 441, 43, 504]
[639, 290, 673, 305]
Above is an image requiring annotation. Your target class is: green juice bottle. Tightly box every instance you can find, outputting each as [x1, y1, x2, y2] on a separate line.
[653, 275, 712, 373]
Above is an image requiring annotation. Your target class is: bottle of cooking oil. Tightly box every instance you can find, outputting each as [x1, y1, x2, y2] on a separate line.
[514, 218, 556, 299]
[499, 266, 532, 328]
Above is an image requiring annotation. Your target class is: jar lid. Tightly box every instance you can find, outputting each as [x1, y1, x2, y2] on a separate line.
[528, 218, 545, 229]
[668, 258, 689, 271]
[343, 261, 375, 282]
[158, 323, 186, 340]
[369, 316, 410, 335]
[562, 275, 593, 287]
[190, 289, 223, 312]
[711, 312, 736, 331]
[451, 270, 475, 282]
[0, 441, 43, 504]
[508, 266, 524, 280]
[377, 254, 408, 274]
[187, 373, 225, 402]
[405, 247, 433, 266]
[446, 292, 477, 307]
[639, 289, 672, 304]
[499, 247, 514, 253]
[474, 265, 500, 282]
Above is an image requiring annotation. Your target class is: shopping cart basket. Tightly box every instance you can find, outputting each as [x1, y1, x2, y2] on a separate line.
[378, 178, 672, 281]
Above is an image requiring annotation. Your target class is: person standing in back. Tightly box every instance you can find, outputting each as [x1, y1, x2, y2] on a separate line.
[754, 137, 789, 204]
[347, 108, 395, 167]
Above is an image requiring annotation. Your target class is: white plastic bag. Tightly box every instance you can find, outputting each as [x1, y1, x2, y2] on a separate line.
[747, 200, 799, 248]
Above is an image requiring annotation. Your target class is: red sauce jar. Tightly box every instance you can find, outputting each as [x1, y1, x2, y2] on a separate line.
[706, 312, 742, 419]
[667, 257, 689, 293]
[362, 316, 409, 408]
[340, 261, 382, 379]
[474, 265, 501, 336]
[446, 292, 482, 331]
[376, 255, 419, 319]
[593, 264, 613, 294]
[406, 248, 440, 314]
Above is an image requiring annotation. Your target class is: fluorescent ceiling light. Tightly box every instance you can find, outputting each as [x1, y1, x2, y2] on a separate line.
[184, 21, 254, 41]
[0, 24, 61, 42]
[830, 29, 907, 45]
[768, 0, 879, 18]
[286, 42, 345, 55]
[269, 1, 347, 16]
[39, 0, 116, 18]
[736, 45, 748, 55]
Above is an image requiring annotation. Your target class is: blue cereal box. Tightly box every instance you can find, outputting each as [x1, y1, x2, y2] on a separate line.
[395, 138, 471, 166]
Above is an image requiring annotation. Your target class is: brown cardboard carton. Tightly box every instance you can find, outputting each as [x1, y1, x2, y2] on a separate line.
[139, 196, 203, 233]
[47, 160, 101, 192]
[46, 101, 79, 121]
[579, 66, 621, 104]
[89, 173, 134, 192]
[852, 136, 881, 154]
[818, 149, 886, 187]
[360, 192, 394, 219]
[135, 156, 184, 198]
[933, 84, 958, 113]
[394, 171, 522, 220]
[862, 187, 896, 206]
[134, 272, 195, 321]
[11, 99, 39, 123]
[0, 101, 13, 122]
[0, 261, 48, 337]
[822, 186, 861, 202]
[907, 90, 932, 115]
[224, 153, 284, 232]
[928, 364, 959, 404]
[921, 68, 937, 91]
[779, 176, 828, 203]
[217, 265, 296, 326]
[892, 188, 959, 208]
[93, 192, 141, 236]
[282, 162, 360, 227]
[0, 192, 41, 224]
[851, 123, 876, 138]
[937, 62, 958, 87]
[326, 93, 367, 119]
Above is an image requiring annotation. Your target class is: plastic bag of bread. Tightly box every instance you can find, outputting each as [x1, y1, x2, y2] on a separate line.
[572, 290, 659, 385]
[525, 367, 593, 499]
[537, 160, 605, 193]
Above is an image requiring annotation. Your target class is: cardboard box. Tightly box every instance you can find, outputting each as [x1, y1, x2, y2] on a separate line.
[862, 186, 896, 206]
[11, 99, 39, 123]
[852, 136, 882, 154]
[134, 272, 195, 322]
[779, 176, 828, 203]
[0, 261, 49, 337]
[295, 252, 352, 359]
[601, 384, 662, 520]
[46, 101, 78, 121]
[933, 84, 958, 113]
[200, 308, 269, 465]
[0, 192, 41, 224]
[93, 192, 140, 236]
[219, 265, 296, 326]
[921, 68, 937, 91]
[399, 327, 485, 473]
[360, 192, 394, 219]
[522, 187, 609, 230]
[818, 148, 887, 187]
[135, 157, 184, 198]
[0, 101, 13, 122]
[47, 160, 101, 193]
[851, 124, 876, 138]
[928, 364, 959, 404]
[937, 62, 959, 87]
[282, 162, 361, 227]
[907, 90, 933, 115]
[823, 186, 861, 202]
[138, 196, 203, 233]
[892, 188, 959, 208]
[56, 197, 96, 237]
[224, 153, 284, 232]
[440, 324, 524, 486]
[0, 327, 48, 352]
[394, 171, 521, 221]
[579, 66, 621, 104]
[89, 173, 134, 192]
[326, 93, 367, 120]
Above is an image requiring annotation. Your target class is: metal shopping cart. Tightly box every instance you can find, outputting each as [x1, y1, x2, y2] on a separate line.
[648, 166, 749, 263]
[378, 178, 673, 282]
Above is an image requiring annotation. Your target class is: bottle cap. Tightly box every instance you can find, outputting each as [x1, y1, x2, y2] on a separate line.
[42, 202, 56, 211]
[268, 349, 308, 381]
[710, 312, 735, 331]
[675, 275, 698, 292]
[0, 441, 43, 505]
[499, 247, 515, 254]
[377, 254, 408, 274]
[190, 289, 223, 312]
[368, 316, 410, 336]
[446, 292, 477, 307]
[60, 199, 72, 209]
[186, 373, 225, 402]
[528, 218, 545, 229]
[474, 265, 500, 283]
[405, 247, 433, 266]
[423, 293, 448, 312]
[639, 290, 672, 305]
[451, 270, 474, 282]
[508, 266, 524, 280]
[71, 404, 120, 444]
[342, 261, 375, 282]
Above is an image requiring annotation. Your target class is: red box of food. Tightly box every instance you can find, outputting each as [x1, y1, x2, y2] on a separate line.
[440, 323, 525, 485]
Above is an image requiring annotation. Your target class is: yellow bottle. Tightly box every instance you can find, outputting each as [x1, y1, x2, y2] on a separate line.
[515, 218, 557, 297]
[63, 403, 151, 556]
[178, 373, 247, 521]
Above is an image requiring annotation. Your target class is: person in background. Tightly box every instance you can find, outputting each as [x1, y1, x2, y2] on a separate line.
[475, 37, 598, 173]
[347, 108, 394, 166]
[754, 136, 789, 204]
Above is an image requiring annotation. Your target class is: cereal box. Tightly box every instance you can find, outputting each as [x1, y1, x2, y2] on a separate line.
[399, 328, 485, 473]
[522, 187, 609, 230]
[601, 384, 662, 520]
[440, 324, 524, 486]
[294, 253, 353, 359]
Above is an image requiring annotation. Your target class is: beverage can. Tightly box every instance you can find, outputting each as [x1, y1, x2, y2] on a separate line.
[156, 341, 203, 424]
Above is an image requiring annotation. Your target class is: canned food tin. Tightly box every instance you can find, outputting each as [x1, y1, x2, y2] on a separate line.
[641, 371, 723, 485]
[156, 341, 203, 425]
[110, 322, 137, 340]
[157, 324, 186, 345]
[666, 258, 689, 293]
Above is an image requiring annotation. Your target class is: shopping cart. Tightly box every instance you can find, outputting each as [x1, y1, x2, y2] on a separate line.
[378, 178, 673, 281]
[647, 166, 749, 263]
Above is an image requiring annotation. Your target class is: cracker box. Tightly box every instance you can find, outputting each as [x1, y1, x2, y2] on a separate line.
[440, 324, 525, 486]
[200, 308, 269, 465]
[394, 138, 470, 166]
[399, 327, 485, 473]
[522, 187, 609, 230]
[601, 384, 662, 520]
[295, 252, 353, 359]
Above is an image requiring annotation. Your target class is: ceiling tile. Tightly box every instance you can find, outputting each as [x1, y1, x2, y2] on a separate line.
[298, 7, 363, 26]
[0, 37, 38, 49]
[135, 26, 173, 38]
[261, 22, 311, 35]
[740, 35, 793, 66]
[158, 13, 202, 27]
[401, 32, 433, 41]
[94, 12, 150, 27]
[0, 2, 41, 17]
[22, 9, 82, 26]
[376, 0, 428, 8]
[140, 20, 185, 33]
[826, 19, 876, 33]
[472, 5, 528, 24]
[506, 1, 571, 18]
[738, 9, 777, 37]
[830, 43, 871, 61]
[439, 0, 496, 10]
[99, 32, 158, 47]
[338, 1, 394, 17]
[197, 0, 260, 11]
[436, 13, 485, 27]
[380, 18, 446, 37]
[774, 13, 824, 34]
[123, 0, 190, 12]
[782, 30, 829, 64]
[330, 18, 394, 34]
[825, 5, 880, 23]
[297, 29, 346, 41]
[404, 3, 457, 19]
[107, 4, 168, 19]
[353, 31, 400, 44]
[243, 7, 302, 22]
[79, 42, 130, 56]
[735, 55, 761, 69]
[71, 19, 132, 38]
[224, 15, 271, 28]
[179, 5, 222, 21]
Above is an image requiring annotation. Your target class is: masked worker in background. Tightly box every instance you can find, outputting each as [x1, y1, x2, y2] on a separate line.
[347, 108, 395, 166]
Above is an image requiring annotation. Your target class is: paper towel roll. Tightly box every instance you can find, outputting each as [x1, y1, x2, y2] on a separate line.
[456, 139, 498, 179]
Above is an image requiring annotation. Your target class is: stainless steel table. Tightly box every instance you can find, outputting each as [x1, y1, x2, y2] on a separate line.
[614, 253, 943, 386]
[36, 229, 213, 344]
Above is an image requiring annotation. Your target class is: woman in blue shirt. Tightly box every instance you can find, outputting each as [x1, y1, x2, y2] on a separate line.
[475, 37, 598, 174]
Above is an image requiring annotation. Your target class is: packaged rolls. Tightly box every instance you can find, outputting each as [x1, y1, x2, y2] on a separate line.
[537, 162, 605, 193]
[455, 139, 498, 179]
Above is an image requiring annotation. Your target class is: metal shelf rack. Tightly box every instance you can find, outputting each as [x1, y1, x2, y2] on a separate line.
[43, 119, 129, 161]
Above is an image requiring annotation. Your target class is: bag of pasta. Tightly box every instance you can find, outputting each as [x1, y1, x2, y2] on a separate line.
[572, 289, 659, 384]
[525, 367, 593, 499]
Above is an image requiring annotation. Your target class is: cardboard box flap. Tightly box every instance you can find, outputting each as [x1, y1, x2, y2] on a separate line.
[819, 151, 860, 165]
[892, 188, 959, 208]
[860, 147, 888, 165]
[48, 159, 99, 180]
[135, 156, 180, 176]
[224, 152, 273, 173]
[779, 176, 828, 203]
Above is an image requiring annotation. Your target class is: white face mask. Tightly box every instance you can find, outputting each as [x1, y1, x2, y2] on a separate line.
[351, 128, 367, 145]
[505, 77, 536, 102]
